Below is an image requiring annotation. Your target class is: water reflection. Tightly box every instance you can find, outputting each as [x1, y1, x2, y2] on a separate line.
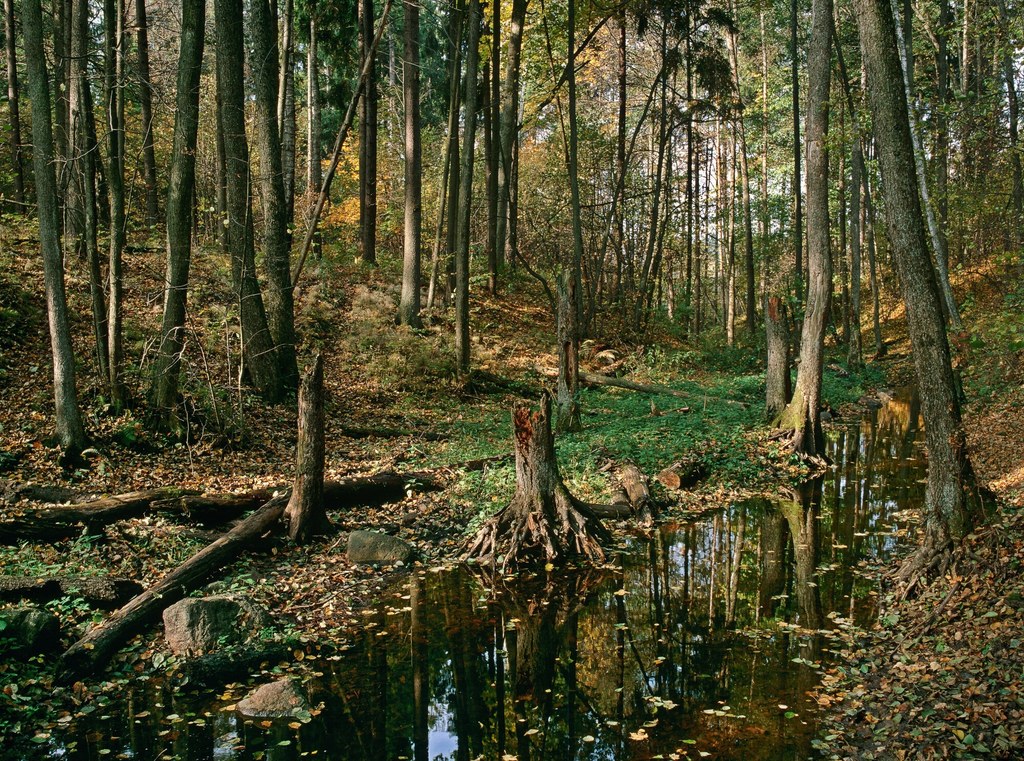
[59, 392, 926, 761]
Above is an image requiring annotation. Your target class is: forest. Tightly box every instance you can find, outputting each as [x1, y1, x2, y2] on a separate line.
[0, 0, 1022, 757]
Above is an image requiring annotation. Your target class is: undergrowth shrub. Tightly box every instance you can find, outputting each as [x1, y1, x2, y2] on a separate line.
[344, 285, 456, 391]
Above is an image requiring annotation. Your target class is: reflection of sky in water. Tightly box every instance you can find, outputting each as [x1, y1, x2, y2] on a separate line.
[57, 391, 931, 761]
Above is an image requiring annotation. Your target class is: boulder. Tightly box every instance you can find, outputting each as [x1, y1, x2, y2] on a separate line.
[236, 677, 311, 719]
[347, 530, 413, 565]
[0, 606, 60, 652]
[162, 595, 272, 656]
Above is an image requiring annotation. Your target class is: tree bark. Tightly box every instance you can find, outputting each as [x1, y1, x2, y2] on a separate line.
[0, 575, 143, 608]
[454, 0, 480, 378]
[215, 0, 281, 400]
[891, 1, 960, 330]
[277, 0, 296, 224]
[495, 0, 527, 275]
[853, 0, 980, 575]
[556, 271, 581, 432]
[150, 0, 206, 434]
[286, 355, 326, 543]
[22, 0, 88, 454]
[250, 0, 298, 393]
[306, 2, 321, 195]
[358, 0, 378, 265]
[69, 0, 107, 382]
[790, 0, 803, 302]
[399, 0, 422, 327]
[486, 0, 500, 293]
[104, 0, 127, 411]
[3, 0, 25, 206]
[765, 295, 791, 418]
[135, 0, 159, 224]
[617, 463, 655, 527]
[464, 396, 609, 571]
[777, 0, 832, 461]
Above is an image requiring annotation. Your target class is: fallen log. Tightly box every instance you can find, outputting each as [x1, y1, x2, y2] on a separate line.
[617, 464, 656, 527]
[0, 487, 200, 544]
[656, 457, 707, 490]
[58, 494, 290, 682]
[579, 371, 748, 408]
[0, 473, 441, 545]
[0, 575, 144, 609]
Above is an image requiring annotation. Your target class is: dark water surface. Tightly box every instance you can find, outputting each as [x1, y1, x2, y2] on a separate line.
[54, 392, 926, 761]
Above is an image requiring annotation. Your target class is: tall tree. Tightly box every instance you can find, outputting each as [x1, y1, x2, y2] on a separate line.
[135, 0, 159, 224]
[854, 0, 979, 577]
[250, 0, 298, 391]
[22, 0, 87, 453]
[104, 0, 127, 410]
[150, 0, 206, 433]
[486, 0, 500, 293]
[69, 0, 106, 380]
[398, 0, 421, 327]
[495, 0, 527, 274]
[277, 0, 297, 224]
[358, 0, 378, 265]
[776, 0, 831, 460]
[3, 0, 25, 206]
[215, 0, 281, 399]
[454, 0, 480, 377]
[306, 1, 321, 195]
[790, 0, 803, 301]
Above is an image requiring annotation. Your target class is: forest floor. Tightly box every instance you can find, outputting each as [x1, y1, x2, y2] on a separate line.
[813, 266, 1024, 760]
[1, 217, 1022, 759]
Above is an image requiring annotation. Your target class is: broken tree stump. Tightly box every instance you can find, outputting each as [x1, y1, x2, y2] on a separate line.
[58, 493, 290, 681]
[617, 463, 656, 527]
[464, 395, 610, 571]
[286, 355, 327, 543]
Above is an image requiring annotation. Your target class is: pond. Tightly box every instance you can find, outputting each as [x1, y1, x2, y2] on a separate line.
[52, 390, 925, 760]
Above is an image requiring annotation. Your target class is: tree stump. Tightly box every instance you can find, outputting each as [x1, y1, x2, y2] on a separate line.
[464, 396, 608, 571]
[286, 355, 327, 543]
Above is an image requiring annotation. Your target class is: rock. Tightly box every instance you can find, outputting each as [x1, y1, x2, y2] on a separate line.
[236, 677, 311, 719]
[347, 530, 413, 565]
[0, 606, 60, 652]
[162, 596, 272, 656]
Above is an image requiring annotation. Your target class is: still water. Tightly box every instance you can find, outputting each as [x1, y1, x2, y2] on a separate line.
[55, 391, 925, 760]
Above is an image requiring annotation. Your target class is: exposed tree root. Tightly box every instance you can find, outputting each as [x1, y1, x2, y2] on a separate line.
[464, 396, 611, 573]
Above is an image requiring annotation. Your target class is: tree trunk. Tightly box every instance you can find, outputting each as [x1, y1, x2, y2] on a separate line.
[486, 0, 500, 292]
[617, 463, 655, 527]
[215, 0, 280, 399]
[556, 272, 581, 433]
[249, 0, 298, 392]
[358, 0, 378, 265]
[150, 0, 206, 434]
[853, 0, 980, 577]
[891, 2, 962, 331]
[135, 0, 159, 224]
[777, 0, 832, 462]
[69, 0, 107, 382]
[495, 0, 526, 275]
[399, 0, 422, 328]
[3, 0, 25, 206]
[995, 0, 1022, 245]
[104, 0, 127, 411]
[286, 355, 326, 543]
[790, 0, 803, 302]
[0, 576, 142, 608]
[765, 295, 791, 418]
[454, 0, 480, 378]
[848, 135, 863, 369]
[277, 0, 296, 224]
[22, 0, 87, 454]
[464, 396, 609, 571]
[306, 2, 321, 195]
